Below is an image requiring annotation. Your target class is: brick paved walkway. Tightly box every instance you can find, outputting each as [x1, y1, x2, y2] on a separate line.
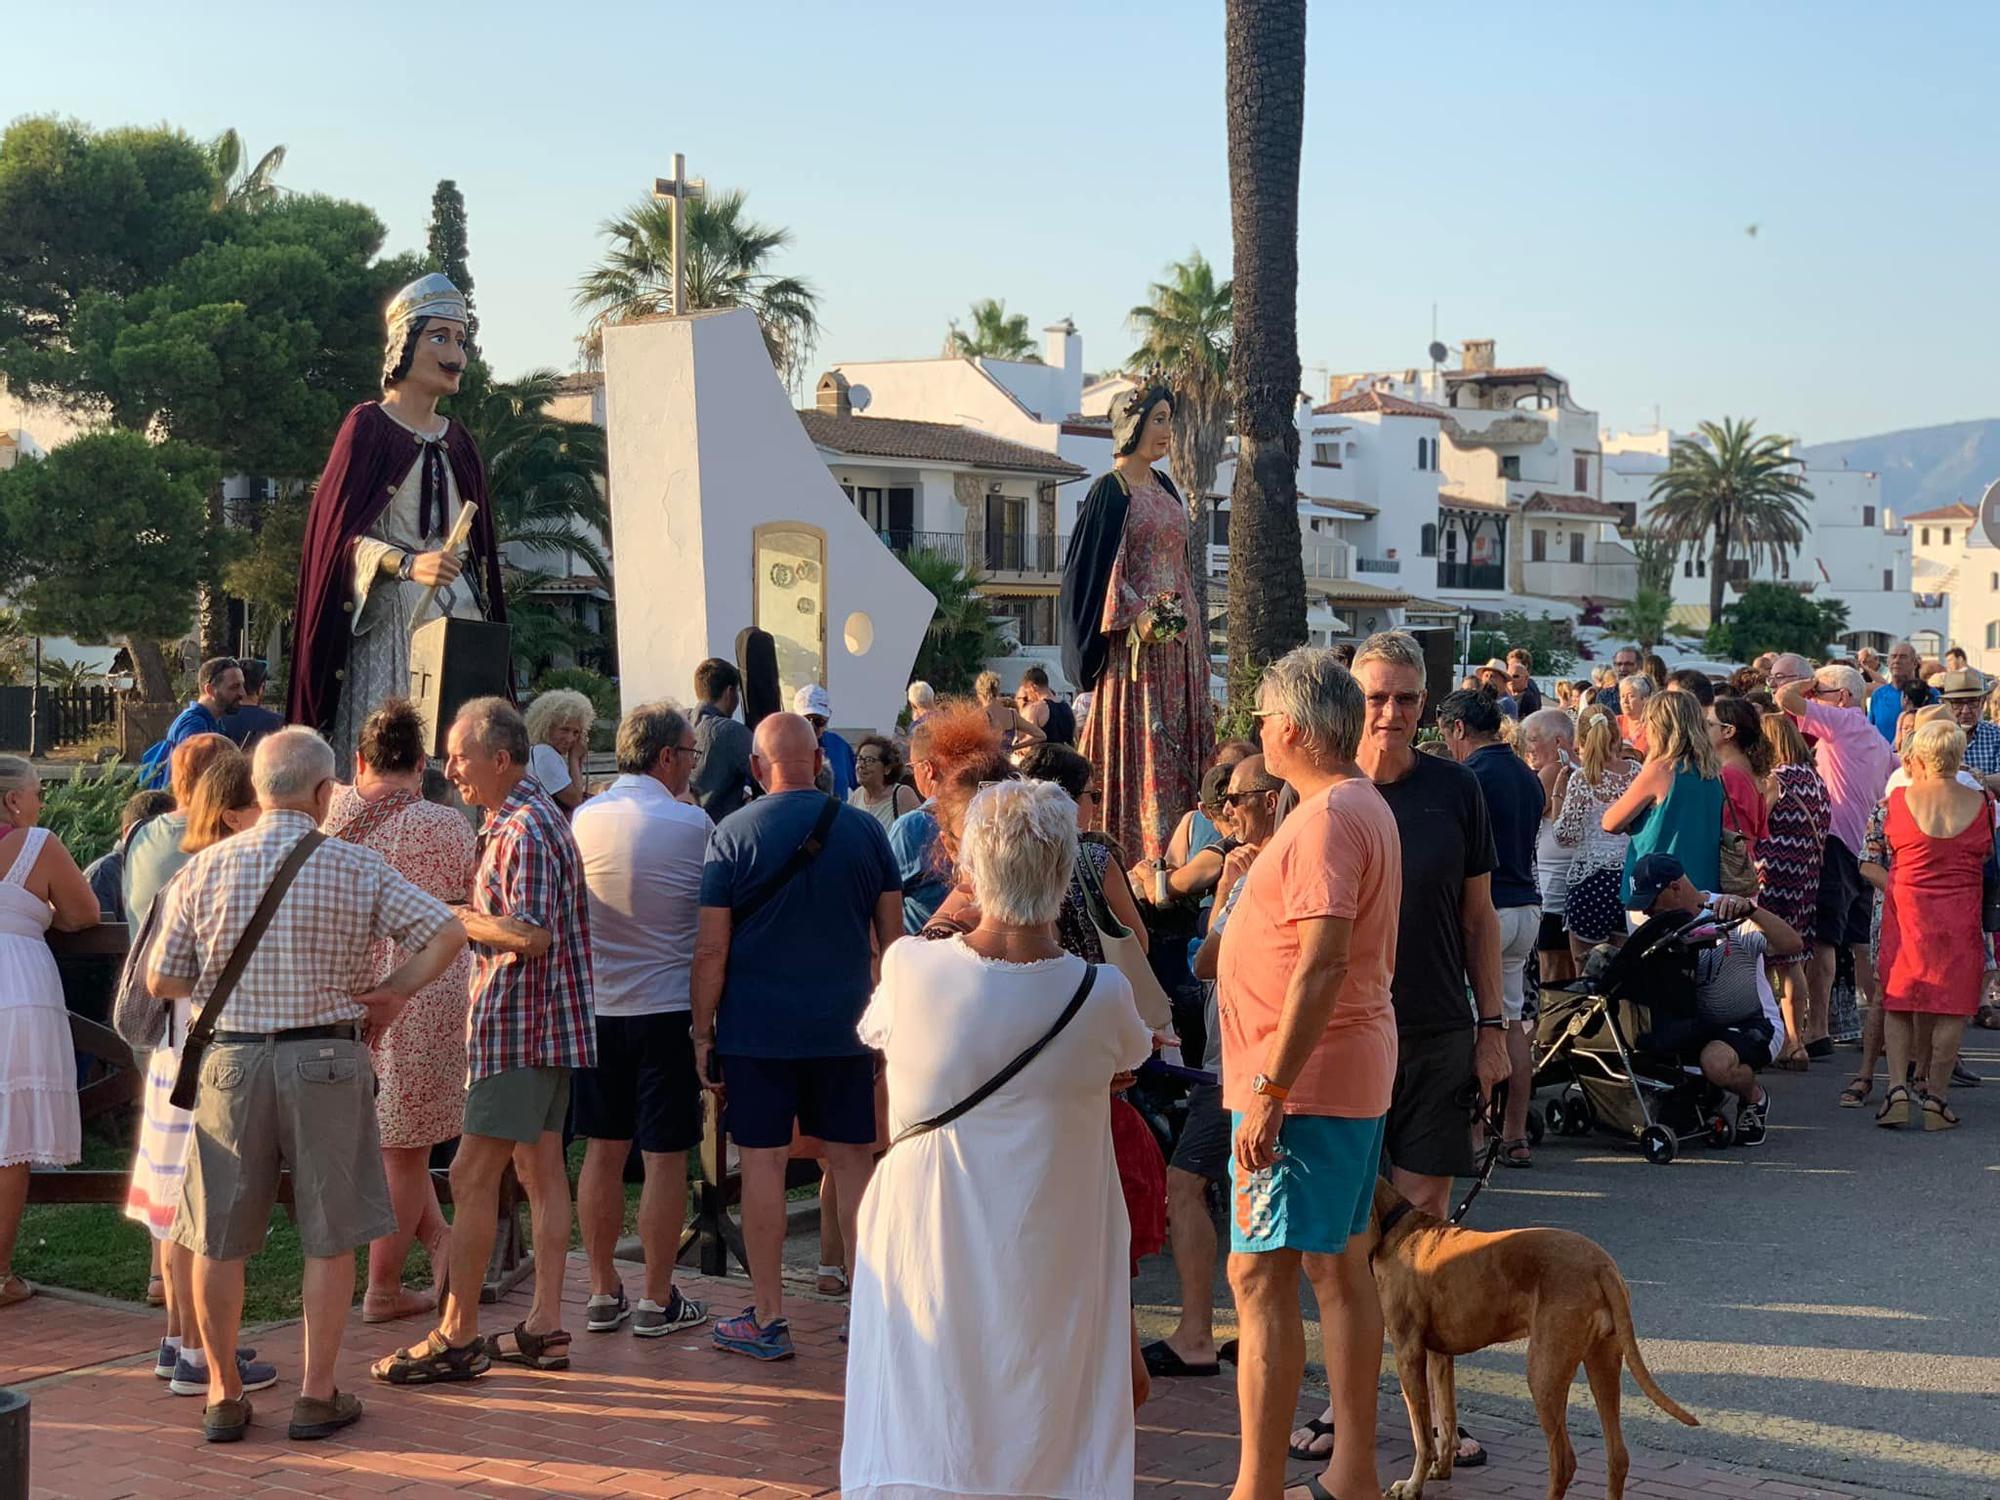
[9, 1255, 1911, 1499]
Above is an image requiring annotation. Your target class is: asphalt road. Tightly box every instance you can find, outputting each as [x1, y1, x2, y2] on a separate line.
[1132, 1033, 2000, 1498]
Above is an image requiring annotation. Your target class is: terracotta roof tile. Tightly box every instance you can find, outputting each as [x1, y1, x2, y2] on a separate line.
[798, 410, 1085, 478]
[1522, 491, 1625, 519]
[1311, 390, 1446, 420]
[1905, 501, 1976, 523]
[1443, 365, 1560, 381]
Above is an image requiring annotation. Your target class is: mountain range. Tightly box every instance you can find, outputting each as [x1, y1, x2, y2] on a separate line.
[1801, 419, 2000, 518]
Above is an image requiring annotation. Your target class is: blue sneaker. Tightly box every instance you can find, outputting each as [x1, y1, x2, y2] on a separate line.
[710, 1307, 794, 1361]
[155, 1341, 257, 1380]
[170, 1352, 278, 1397]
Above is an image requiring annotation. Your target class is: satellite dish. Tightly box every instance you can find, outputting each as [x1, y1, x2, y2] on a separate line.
[849, 385, 872, 413]
[1981, 478, 2000, 551]
[1428, 341, 1449, 366]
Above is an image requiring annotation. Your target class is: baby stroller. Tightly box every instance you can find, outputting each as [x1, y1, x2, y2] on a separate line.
[1531, 908, 1745, 1165]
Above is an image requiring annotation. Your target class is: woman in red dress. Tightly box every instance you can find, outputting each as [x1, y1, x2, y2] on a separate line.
[1875, 719, 1990, 1131]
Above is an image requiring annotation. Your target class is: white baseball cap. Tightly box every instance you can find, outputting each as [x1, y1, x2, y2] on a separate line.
[793, 684, 832, 718]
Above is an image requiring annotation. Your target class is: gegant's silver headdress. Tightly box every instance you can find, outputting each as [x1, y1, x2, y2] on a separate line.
[382, 272, 468, 387]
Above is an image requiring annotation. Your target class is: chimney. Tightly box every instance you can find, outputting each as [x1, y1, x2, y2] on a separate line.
[1044, 318, 1082, 415]
[815, 370, 851, 418]
[1461, 339, 1496, 372]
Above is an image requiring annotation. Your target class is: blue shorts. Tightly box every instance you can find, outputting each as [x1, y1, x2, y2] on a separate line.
[719, 1053, 875, 1150]
[1229, 1111, 1387, 1256]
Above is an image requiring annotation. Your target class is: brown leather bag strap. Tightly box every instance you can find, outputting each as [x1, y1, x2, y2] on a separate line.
[169, 830, 328, 1115]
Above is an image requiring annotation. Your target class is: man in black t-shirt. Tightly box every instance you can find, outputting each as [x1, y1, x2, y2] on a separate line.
[1286, 632, 1510, 1473]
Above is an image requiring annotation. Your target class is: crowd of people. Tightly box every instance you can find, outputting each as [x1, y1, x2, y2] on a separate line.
[0, 630, 1990, 1496]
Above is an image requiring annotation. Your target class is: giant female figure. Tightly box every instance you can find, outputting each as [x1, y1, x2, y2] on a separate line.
[288, 274, 508, 762]
[1060, 384, 1213, 863]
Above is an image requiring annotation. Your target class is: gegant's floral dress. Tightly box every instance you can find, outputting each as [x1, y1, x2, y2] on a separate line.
[1079, 475, 1213, 864]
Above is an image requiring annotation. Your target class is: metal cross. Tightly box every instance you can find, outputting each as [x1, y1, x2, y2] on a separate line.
[653, 153, 705, 317]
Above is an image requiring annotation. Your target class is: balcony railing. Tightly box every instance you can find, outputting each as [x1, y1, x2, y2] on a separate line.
[1437, 561, 1506, 591]
[879, 530, 1068, 574]
[1353, 556, 1401, 575]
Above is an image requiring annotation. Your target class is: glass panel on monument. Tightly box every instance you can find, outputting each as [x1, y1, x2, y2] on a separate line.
[754, 524, 829, 704]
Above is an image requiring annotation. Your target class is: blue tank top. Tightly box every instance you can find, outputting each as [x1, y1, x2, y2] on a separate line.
[1622, 764, 1723, 906]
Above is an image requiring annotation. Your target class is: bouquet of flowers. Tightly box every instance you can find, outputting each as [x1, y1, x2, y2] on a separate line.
[1127, 590, 1189, 678]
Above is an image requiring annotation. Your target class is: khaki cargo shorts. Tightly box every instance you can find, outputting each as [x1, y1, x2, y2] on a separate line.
[171, 1033, 396, 1260]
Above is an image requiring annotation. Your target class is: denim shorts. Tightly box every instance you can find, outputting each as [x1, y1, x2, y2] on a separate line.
[1229, 1111, 1387, 1256]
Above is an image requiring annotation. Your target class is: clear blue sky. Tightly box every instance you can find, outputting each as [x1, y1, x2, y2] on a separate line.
[14, 0, 1997, 443]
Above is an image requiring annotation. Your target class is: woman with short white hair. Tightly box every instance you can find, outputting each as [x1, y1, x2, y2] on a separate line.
[523, 687, 595, 810]
[1875, 718, 1988, 1130]
[842, 779, 1152, 1500]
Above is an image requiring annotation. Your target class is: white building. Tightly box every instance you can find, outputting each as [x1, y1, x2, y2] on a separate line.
[1602, 428, 1925, 654]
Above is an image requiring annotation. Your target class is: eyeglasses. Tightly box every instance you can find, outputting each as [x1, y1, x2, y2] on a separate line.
[856, 755, 885, 766]
[1221, 788, 1275, 806]
[1079, 786, 1100, 802]
[668, 744, 699, 758]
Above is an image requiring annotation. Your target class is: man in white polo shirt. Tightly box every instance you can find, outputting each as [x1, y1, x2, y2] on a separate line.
[570, 702, 713, 1338]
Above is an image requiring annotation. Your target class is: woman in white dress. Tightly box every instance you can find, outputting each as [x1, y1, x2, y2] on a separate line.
[0, 756, 103, 1307]
[842, 779, 1153, 1500]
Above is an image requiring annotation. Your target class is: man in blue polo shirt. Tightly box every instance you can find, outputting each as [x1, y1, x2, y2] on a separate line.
[139, 657, 244, 788]
[1868, 641, 1932, 743]
[691, 712, 902, 1361]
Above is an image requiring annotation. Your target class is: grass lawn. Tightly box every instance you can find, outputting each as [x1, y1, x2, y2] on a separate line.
[21, 1124, 823, 1324]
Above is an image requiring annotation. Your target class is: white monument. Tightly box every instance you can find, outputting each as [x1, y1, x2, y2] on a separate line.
[602, 305, 935, 733]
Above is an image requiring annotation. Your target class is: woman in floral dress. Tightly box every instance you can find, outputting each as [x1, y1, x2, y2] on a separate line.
[1757, 713, 1830, 1069]
[327, 698, 476, 1323]
[1060, 385, 1214, 865]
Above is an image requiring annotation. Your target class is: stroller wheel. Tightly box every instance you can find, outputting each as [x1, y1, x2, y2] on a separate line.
[1640, 1126, 1676, 1165]
[1562, 1094, 1594, 1136]
[1526, 1108, 1545, 1146]
[1541, 1099, 1565, 1136]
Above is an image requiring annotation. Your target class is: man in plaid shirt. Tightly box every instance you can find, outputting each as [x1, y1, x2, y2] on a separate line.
[372, 697, 595, 1387]
[1941, 670, 2000, 789]
[151, 728, 465, 1442]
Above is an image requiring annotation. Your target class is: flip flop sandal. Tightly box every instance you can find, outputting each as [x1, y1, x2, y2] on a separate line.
[485, 1321, 572, 1371]
[0, 1275, 32, 1308]
[1287, 1416, 1336, 1462]
[1289, 1478, 1340, 1500]
[1141, 1339, 1220, 1378]
[1456, 1426, 1489, 1467]
[1500, 1139, 1533, 1168]
[369, 1328, 490, 1386]
[1217, 1338, 1239, 1364]
[1839, 1076, 1874, 1108]
[1875, 1084, 1913, 1129]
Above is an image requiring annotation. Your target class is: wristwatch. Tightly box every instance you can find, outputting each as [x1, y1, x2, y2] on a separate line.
[1250, 1073, 1290, 1101]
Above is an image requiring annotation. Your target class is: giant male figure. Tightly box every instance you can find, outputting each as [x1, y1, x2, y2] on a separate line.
[289, 273, 507, 761]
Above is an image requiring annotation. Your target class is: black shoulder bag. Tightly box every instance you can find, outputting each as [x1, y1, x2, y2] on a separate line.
[889, 964, 1098, 1149]
[168, 831, 327, 1110]
[731, 795, 840, 926]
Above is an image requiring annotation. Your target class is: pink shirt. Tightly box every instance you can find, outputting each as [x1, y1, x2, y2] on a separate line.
[1793, 700, 1895, 858]
[1218, 777, 1402, 1118]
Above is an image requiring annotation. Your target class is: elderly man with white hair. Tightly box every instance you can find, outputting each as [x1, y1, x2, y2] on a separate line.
[149, 728, 467, 1444]
[1774, 656, 1896, 1059]
[841, 778, 1151, 1500]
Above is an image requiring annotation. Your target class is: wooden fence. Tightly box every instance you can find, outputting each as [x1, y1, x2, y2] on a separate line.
[0, 685, 121, 754]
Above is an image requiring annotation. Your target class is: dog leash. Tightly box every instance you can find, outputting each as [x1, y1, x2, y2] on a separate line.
[1448, 1088, 1509, 1226]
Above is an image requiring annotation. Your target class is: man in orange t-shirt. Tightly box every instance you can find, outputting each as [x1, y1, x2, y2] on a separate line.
[1217, 647, 1402, 1500]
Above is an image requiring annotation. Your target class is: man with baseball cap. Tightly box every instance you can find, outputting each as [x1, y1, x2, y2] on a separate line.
[792, 684, 857, 798]
[1630, 852, 1803, 1145]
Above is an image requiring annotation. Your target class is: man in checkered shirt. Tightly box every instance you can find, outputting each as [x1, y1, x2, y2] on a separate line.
[374, 697, 594, 1387]
[1940, 669, 2000, 789]
[150, 728, 466, 1443]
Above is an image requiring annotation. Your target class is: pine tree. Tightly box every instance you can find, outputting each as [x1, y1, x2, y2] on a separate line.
[425, 178, 481, 365]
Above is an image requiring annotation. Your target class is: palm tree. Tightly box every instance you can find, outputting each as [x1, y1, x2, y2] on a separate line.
[1608, 586, 1673, 653]
[895, 546, 1005, 697]
[1129, 251, 1233, 638]
[457, 370, 611, 581]
[208, 128, 286, 211]
[1222, 0, 1309, 682]
[574, 189, 820, 390]
[38, 656, 101, 692]
[502, 566, 580, 680]
[1647, 417, 1812, 622]
[945, 299, 1037, 361]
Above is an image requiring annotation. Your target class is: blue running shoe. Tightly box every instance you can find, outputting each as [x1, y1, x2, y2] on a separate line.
[710, 1306, 794, 1361]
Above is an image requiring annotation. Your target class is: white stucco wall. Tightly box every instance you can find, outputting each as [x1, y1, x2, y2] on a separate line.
[604, 308, 935, 736]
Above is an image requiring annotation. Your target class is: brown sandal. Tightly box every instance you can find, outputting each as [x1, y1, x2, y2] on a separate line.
[1839, 1075, 1873, 1108]
[369, 1328, 490, 1385]
[484, 1321, 572, 1370]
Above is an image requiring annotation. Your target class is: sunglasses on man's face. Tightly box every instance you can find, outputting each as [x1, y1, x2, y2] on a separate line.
[1221, 788, 1274, 807]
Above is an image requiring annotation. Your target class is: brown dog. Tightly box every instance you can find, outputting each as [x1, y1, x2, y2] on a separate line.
[1367, 1178, 1696, 1500]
